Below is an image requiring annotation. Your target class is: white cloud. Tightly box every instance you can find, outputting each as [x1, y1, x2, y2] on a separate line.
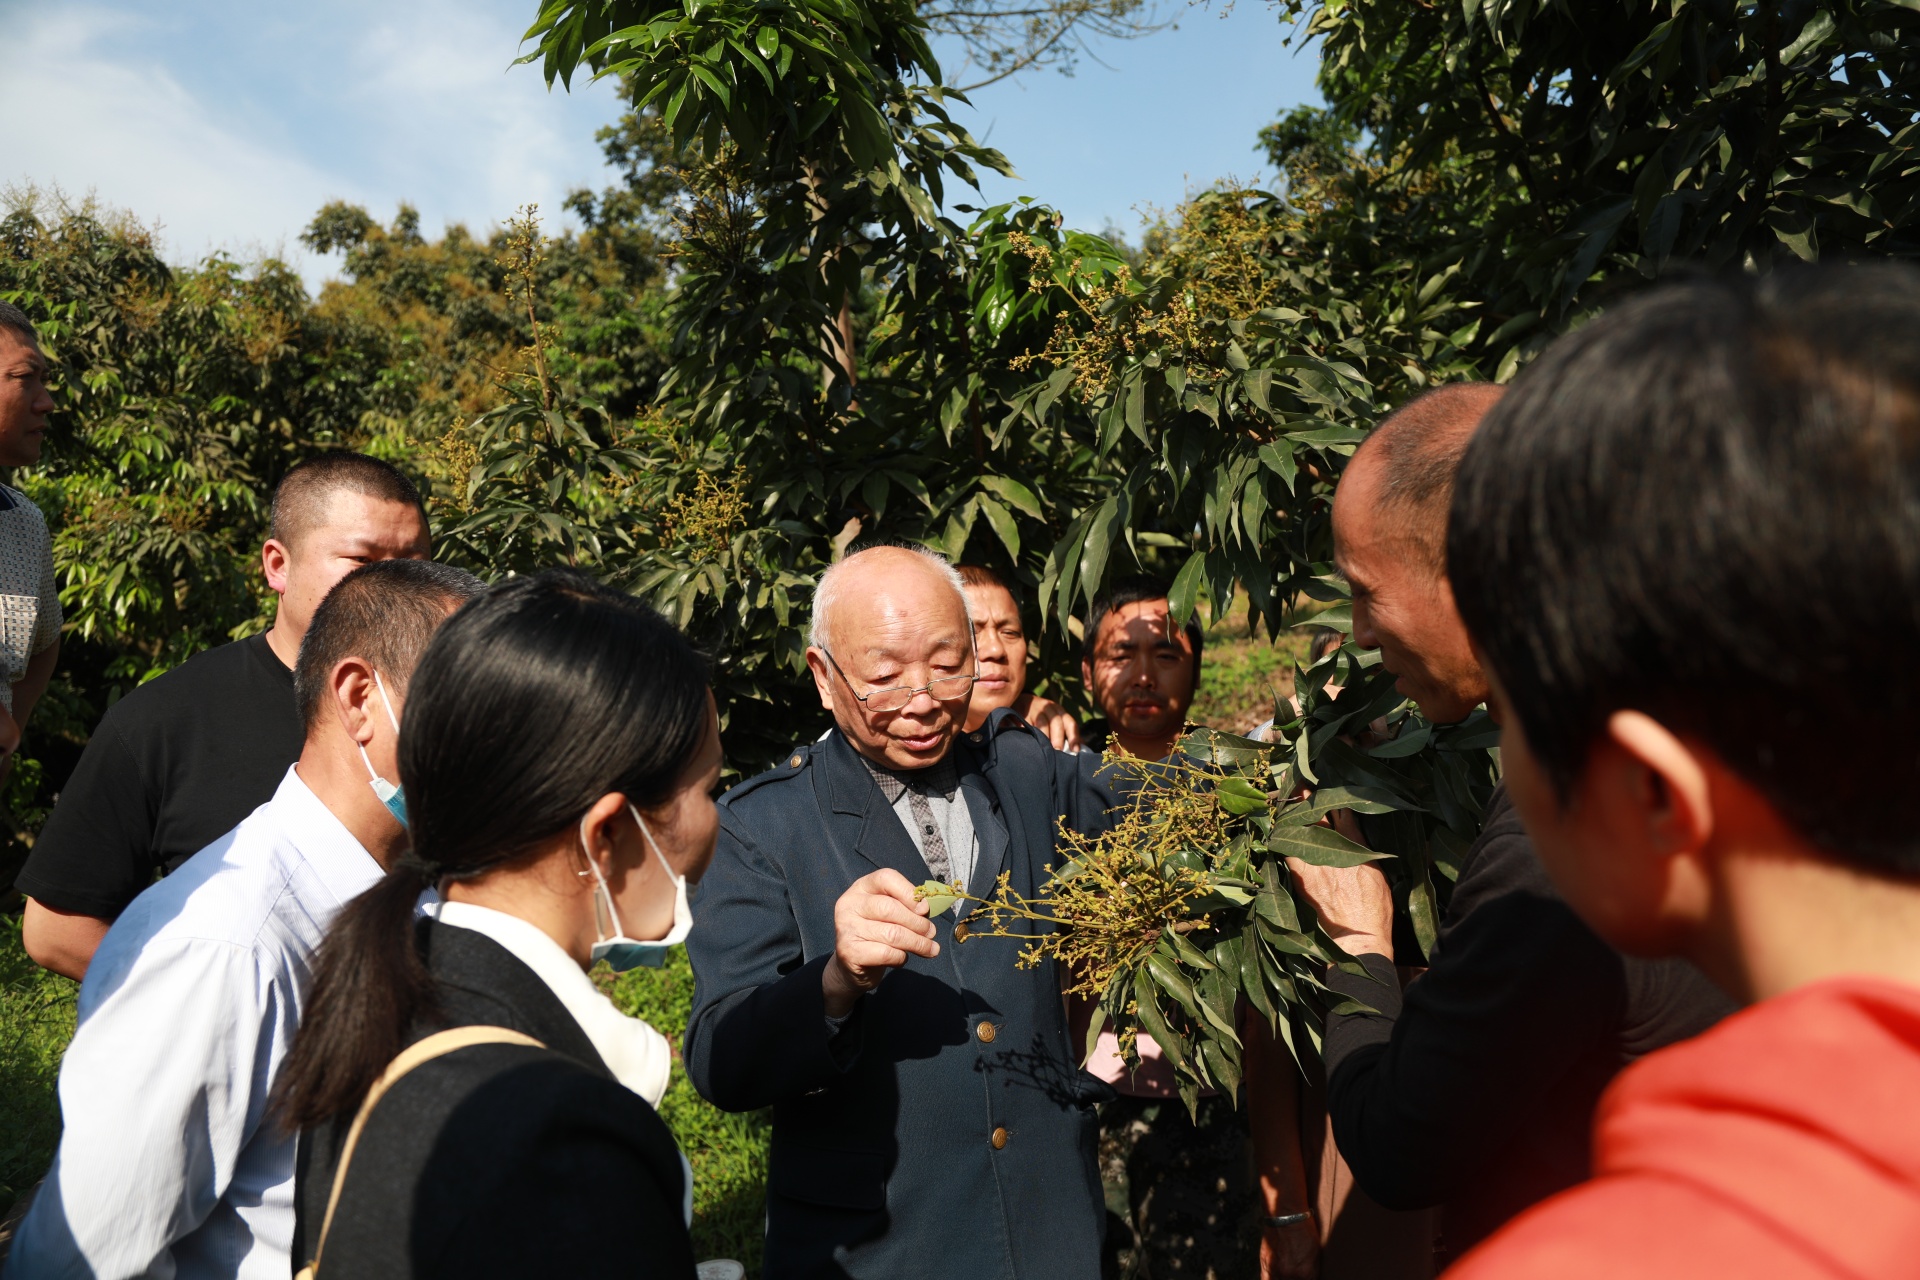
[0, 6, 350, 280]
[0, 0, 624, 291]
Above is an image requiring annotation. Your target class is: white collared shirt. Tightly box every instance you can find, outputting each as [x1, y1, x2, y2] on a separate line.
[9, 767, 382, 1280]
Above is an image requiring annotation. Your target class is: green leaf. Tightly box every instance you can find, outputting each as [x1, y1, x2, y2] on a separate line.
[917, 880, 959, 917]
[1146, 951, 1205, 1023]
[1276, 785, 1418, 826]
[1215, 775, 1269, 816]
[1366, 723, 1433, 758]
[1256, 862, 1302, 931]
[1168, 552, 1206, 626]
[1266, 823, 1392, 867]
[977, 474, 1042, 519]
[1082, 1000, 1108, 1067]
[1132, 968, 1189, 1071]
[977, 494, 1020, 560]
[1165, 927, 1216, 970]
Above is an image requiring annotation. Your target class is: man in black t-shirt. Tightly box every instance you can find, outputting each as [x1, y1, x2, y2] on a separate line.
[16, 452, 433, 979]
[1287, 385, 1735, 1263]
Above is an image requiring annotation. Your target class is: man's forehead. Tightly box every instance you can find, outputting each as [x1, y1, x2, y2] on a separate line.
[1099, 602, 1181, 646]
[1, 338, 45, 369]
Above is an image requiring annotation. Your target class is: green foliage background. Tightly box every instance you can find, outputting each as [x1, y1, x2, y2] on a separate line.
[4, 0, 1919, 1256]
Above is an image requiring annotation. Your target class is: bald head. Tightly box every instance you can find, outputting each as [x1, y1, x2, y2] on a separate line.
[808, 545, 977, 770]
[1351, 383, 1506, 569]
[810, 545, 972, 653]
[1334, 384, 1503, 723]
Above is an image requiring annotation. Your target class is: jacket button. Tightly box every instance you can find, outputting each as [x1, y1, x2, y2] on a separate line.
[990, 1126, 1008, 1150]
[976, 1021, 997, 1043]
[789, 754, 803, 768]
[969, 731, 984, 742]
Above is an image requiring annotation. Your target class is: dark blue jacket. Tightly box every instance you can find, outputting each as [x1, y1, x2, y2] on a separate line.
[685, 709, 1116, 1280]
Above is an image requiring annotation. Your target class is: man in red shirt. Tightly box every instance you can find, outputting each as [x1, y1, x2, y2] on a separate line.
[1439, 265, 1920, 1278]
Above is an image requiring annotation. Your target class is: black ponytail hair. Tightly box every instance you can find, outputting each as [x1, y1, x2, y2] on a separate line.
[273, 568, 711, 1128]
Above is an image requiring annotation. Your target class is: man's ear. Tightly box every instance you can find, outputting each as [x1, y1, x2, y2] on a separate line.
[262, 539, 293, 597]
[1600, 710, 1716, 935]
[330, 656, 379, 746]
[805, 648, 836, 713]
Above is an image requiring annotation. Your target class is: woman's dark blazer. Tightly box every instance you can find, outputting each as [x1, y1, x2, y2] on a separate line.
[292, 918, 696, 1279]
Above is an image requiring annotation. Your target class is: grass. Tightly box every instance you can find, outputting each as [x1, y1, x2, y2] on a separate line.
[601, 954, 772, 1272]
[0, 914, 76, 1219]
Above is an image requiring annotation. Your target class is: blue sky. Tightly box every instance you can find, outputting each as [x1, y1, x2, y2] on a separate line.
[0, 0, 1322, 289]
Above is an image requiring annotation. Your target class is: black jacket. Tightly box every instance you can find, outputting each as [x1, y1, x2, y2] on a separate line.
[1324, 785, 1735, 1253]
[685, 711, 1115, 1280]
[293, 920, 695, 1279]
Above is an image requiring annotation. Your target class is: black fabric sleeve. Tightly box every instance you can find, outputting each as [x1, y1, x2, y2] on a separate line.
[1320, 826, 1628, 1211]
[684, 813, 866, 1112]
[13, 721, 157, 917]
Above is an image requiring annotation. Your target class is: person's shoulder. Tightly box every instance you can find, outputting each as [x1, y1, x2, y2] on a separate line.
[1446, 1174, 1801, 1280]
[411, 1039, 666, 1150]
[91, 800, 300, 957]
[100, 637, 270, 722]
[0, 483, 47, 526]
[1453, 783, 1553, 895]
[718, 738, 822, 814]
[971, 704, 1054, 758]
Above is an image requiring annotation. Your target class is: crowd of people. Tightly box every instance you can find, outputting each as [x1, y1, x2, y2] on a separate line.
[0, 260, 1914, 1280]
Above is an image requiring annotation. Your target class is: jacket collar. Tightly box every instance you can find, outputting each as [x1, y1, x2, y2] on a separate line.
[817, 729, 1009, 906]
[419, 919, 611, 1076]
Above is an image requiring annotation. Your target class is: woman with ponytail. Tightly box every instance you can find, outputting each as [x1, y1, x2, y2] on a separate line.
[273, 569, 716, 1279]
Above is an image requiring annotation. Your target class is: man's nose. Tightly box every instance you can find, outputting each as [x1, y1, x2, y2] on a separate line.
[1350, 599, 1379, 651]
[32, 386, 54, 415]
[976, 629, 1006, 662]
[900, 687, 943, 717]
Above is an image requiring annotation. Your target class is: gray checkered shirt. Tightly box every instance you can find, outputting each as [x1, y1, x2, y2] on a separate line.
[858, 753, 978, 892]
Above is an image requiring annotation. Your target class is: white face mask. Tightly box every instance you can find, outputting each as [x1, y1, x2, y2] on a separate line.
[355, 671, 407, 827]
[582, 805, 692, 972]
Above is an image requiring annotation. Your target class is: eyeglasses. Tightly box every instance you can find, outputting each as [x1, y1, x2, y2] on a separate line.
[822, 648, 978, 714]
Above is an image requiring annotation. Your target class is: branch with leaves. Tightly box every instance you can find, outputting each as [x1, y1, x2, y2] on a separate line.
[920, 641, 1498, 1115]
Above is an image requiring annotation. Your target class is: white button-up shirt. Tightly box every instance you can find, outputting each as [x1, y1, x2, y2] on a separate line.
[9, 766, 382, 1280]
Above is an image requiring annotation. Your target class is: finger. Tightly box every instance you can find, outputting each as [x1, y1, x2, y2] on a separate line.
[1046, 719, 1072, 751]
[862, 867, 931, 914]
[839, 943, 908, 975]
[858, 893, 939, 937]
[852, 919, 941, 960]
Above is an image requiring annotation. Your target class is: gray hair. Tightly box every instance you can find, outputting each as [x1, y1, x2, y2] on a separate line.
[0, 301, 38, 344]
[809, 544, 972, 652]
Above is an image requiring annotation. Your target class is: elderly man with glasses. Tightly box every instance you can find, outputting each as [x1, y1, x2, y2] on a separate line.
[685, 544, 1119, 1280]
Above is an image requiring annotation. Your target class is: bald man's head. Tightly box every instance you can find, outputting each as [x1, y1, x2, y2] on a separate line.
[1334, 383, 1503, 723]
[807, 545, 978, 769]
[1352, 383, 1506, 570]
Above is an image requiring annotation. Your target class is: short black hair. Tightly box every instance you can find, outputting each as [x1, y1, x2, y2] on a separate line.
[1448, 264, 1920, 877]
[293, 559, 485, 731]
[0, 301, 38, 345]
[956, 563, 1021, 609]
[1082, 574, 1204, 679]
[270, 452, 427, 550]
